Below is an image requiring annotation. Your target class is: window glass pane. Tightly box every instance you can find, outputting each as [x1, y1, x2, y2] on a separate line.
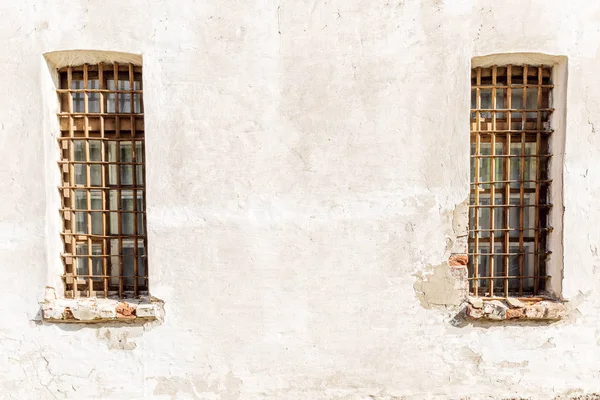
[75, 190, 87, 209]
[109, 238, 120, 286]
[137, 213, 145, 235]
[107, 79, 116, 113]
[137, 243, 146, 287]
[108, 141, 117, 184]
[136, 165, 143, 185]
[90, 165, 102, 186]
[137, 192, 144, 211]
[119, 93, 131, 113]
[91, 212, 102, 235]
[121, 190, 134, 211]
[120, 142, 133, 162]
[76, 243, 88, 276]
[121, 166, 133, 185]
[122, 213, 134, 235]
[90, 141, 102, 161]
[74, 164, 86, 185]
[90, 190, 103, 235]
[88, 78, 100, 112]
[135, 142, 143, 162]
[72, 80, 84, 112]
[74, 190, 88, 233]
[511, 88, 523, 109]
[495, 89, 506, 119]
[109, 189, 119, 211]
[122, 239, 135, 288]
[109, 212, 119, 235]
[134, 93, 142, 113]
[74, 140, 85, 161]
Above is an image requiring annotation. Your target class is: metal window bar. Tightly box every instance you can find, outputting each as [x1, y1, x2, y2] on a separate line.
[469, 64, 553, 297]
[57, 63, 148, 299]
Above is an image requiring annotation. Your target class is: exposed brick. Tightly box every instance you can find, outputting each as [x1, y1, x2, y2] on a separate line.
[506, 308, 525, 319]
[449, 254, 468, 266]
[464, 299, 567, 321]
[116, 302, 136, 319]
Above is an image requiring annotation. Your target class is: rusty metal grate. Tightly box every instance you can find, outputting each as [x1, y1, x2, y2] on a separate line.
[469, 65, 553, 297]
[57, 62, 147, 298]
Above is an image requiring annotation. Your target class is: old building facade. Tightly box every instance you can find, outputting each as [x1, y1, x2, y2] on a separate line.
[1, 0, 600, 399]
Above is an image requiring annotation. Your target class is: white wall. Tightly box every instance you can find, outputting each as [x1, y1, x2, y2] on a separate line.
[1, 0, 600, 398]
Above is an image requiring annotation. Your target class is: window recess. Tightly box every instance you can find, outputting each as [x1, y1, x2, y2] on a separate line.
[469, 65, 553, 297]
[57, 62, 148, 299]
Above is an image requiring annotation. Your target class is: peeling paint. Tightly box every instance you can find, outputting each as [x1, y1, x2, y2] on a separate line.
[414, 262, 465, 308]
[2, 1, 600, 399]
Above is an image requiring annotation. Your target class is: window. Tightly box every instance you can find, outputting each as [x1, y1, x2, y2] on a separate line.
[58, 62, 147, 298]
[469, 64, 553, 297]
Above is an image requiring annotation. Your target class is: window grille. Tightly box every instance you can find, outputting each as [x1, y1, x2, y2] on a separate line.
[57, 63, 147, 298]
[469, 65, 553, 297]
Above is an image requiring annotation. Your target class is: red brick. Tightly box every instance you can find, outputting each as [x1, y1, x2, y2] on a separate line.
[449, 254, 468, 266]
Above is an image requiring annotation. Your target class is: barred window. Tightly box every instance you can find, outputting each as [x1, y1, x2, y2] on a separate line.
[469, 65, 553, 297]
[58, 63, 147, 298]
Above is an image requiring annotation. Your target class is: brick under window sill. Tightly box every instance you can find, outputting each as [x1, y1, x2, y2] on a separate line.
[41, 293, 163, 323]
[464, 296, 567, 321]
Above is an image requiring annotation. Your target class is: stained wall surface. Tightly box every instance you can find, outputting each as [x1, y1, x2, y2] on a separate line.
[1, 1, 600, 399]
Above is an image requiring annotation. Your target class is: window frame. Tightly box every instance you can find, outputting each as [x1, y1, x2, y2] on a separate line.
[56, 61, 148, 299]
[469, 54, 566, 299]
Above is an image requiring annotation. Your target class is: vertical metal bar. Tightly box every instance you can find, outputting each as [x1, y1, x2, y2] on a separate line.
[473, 67, 482, 296]
[534, 66, 542, 295]
[114, 62, 123, 298]
[489, 140, 496, 295]
[67, 66, 78, 298]
[129, 63, 139, 297]
[504, 136, 511, 297]
[519, 66, 527, 295]
[99, 62, 108, 298]
[83, 64, 94, 297]
[487, 66, 497, 295]
[506, 65, 513, 296]
[140, 71, 148, 292]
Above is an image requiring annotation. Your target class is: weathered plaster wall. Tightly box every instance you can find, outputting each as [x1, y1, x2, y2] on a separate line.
[1, 0, 600, 398]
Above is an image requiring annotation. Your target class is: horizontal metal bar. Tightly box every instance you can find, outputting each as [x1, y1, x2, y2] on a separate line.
[471, 84, 554, 89]
[62, 253, 147, 258]
[63, 274, 148, 279]
[469, 227, 553, 233]
[470, 130, 554, 134]
[57, 89, 143, 94]
[58, 161, 144, 166]
[472, 108, 554, 113]
[467, 275, 550, 280]
[471, 179, 552, 185]
[58, 135, 144, 140]
[470, 154, 552, 159]
[468, 251, 551, 256]
[59, 187, 145, 192]
[58, 112, 144, 117]
[468, 204, 551, 209]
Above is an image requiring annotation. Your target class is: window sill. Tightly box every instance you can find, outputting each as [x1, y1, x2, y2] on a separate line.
[464, 296, 567, 321]
[41, 295, 163, 323]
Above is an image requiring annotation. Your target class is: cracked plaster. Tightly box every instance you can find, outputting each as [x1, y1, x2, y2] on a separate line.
[1, 1, 600, 399]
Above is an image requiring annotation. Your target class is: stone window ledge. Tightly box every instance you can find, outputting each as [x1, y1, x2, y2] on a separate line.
[465, 296, 567, 321]
[41, 294, 164, 323]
